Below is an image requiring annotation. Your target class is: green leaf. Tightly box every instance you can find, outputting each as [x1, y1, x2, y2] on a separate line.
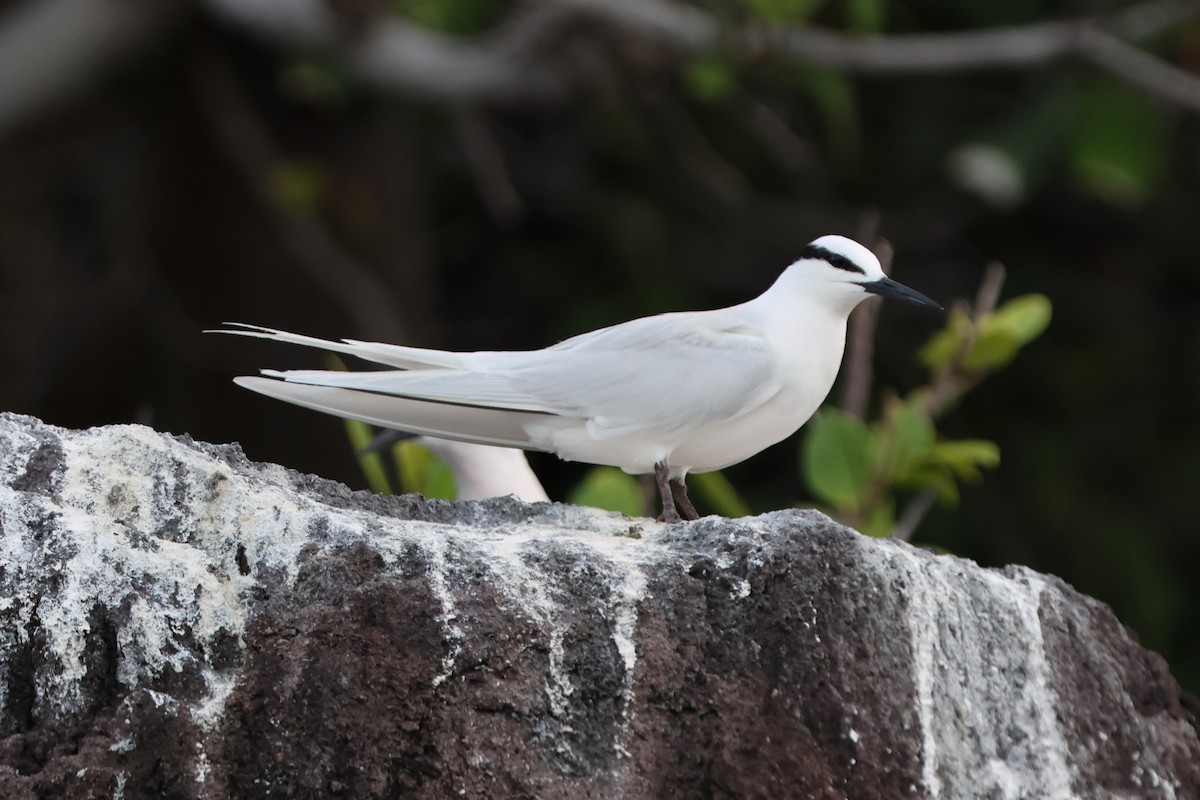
[392, 0, 504, 34]
[899, 467, 961, 506]
[963, 326, 1023, 371]
[685, 57, 737, 102]
[747, 0, 827, 23]
[875, 397, 936, 481]
[343, 419, 394, 496]
[394, 441, 458, 500]
[925, 439, 1001, 482]
[965, 294, 1052, 370]
[859, 499, 896, 538]
[919, 308, 973, 370]
[569, 467, 645, 516]
[420, 454, 458, 500]
[279, 58, 350, 107]
[802, 409, 874, 512]
[845, 0, 886, 33]
[688, 471, 752, 518]
[988, 294, 1052, 345]
[1070, 84, 1166, 206]
[269, 160, 325, 215]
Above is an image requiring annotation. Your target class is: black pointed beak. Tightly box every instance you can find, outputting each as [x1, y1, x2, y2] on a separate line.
[862, 277, 942, 310]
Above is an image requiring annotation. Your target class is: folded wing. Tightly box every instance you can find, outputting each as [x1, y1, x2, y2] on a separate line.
[233, 377, 542, 450]
[219, 312, 781, 447]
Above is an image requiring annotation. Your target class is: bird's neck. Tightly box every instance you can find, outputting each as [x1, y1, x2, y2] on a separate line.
[751, 273, 863, 330]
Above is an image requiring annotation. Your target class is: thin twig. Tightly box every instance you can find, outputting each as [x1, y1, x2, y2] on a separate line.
[973, 261, 1008, 324]
[643, 89, 749, 201]
[892, 488, 938, 542]
[922, 261, 1006, 418]
[839, 213, 885, 420]
[452, 106, 526, 227]
[890, 262, 1006, 540]
[735, 94, 809, 173]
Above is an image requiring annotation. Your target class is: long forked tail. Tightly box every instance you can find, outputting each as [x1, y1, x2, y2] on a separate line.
[209, 323, 467, 370]
[233, 377, 543, 451]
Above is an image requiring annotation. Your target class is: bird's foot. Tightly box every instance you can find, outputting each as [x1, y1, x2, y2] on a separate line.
[669, 477, 700, 521]
[654, 461, 683, 523]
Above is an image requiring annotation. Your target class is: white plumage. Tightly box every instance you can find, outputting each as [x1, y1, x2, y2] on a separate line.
[214, 235, 939, 521]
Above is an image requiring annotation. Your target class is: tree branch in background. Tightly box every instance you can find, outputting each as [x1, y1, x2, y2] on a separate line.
[643, 90, 749, 201]
[734, 93, 810, 174]
[922, 261, 1008, 418]
[1, 0, 1197, 138]
[567, 0, 1200, 112]
[737, 0, 1199, 71]
[893, 261, 1008, 540]
[1080, 30, 1200, 112]
[193, 46, 409, 342]
[839, 212, 885, 421]
[201, 0, 568, 104]
[452, 106, 526, 227]
[0, 0, 184, 138]
[891, 488, 938, 543]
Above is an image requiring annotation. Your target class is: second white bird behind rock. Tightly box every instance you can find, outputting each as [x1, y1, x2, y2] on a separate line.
[212, 234, 940, 522]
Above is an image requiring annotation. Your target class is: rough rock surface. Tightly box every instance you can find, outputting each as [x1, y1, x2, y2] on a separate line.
[0, 412, 1196, 800]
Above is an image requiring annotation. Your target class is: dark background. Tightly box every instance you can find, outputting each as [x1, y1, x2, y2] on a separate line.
[1, 0, 1198, 694]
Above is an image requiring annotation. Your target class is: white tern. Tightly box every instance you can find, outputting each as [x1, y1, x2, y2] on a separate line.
[213, 234, 939, 522]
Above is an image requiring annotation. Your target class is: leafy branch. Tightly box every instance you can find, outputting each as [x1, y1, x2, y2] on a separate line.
[802, 260, 1051, 540]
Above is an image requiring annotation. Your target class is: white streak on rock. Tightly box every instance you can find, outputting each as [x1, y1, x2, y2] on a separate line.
[418, 536, 464, 688]
[863, 541, 1077, 800]
[569, 531, 651, 756]
[482, 533, 575, 719]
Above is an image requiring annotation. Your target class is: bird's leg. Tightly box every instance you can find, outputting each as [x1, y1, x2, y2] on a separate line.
[654, 461, 681, 523]
[669, 477, 700, 521]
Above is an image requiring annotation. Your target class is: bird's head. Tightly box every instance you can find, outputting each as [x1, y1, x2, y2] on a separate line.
[786, 235, 942, 315]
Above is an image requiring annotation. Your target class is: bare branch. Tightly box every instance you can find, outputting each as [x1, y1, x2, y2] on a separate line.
[547, 0, 717, 50]
[972, 261, 1008, 324]
[197, 0, 1200, 112]
[202, 0, 567, 104]
[839, 213, 885, 420]
[735, 94, 810, 172]
[922, 261, 1007, 418]
[741, 0, 1200, 72]
[1080, 30, 1200, 112]
[642, 89, 749, 200]
[452, 106, 526, 227]
[562, 0, 1197, 70]
[491, 2, 572, 56]
[892, 488, 938, 542]
[0, 0, 184, 138]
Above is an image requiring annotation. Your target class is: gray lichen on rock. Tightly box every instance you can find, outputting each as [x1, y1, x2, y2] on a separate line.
[0, 412, 1196, 799]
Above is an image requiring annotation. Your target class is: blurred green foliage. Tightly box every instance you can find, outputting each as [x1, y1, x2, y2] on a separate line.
[569, 467, 645, 517]
[390, 0, 504, 34]
[801, 292, 1048, 535]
